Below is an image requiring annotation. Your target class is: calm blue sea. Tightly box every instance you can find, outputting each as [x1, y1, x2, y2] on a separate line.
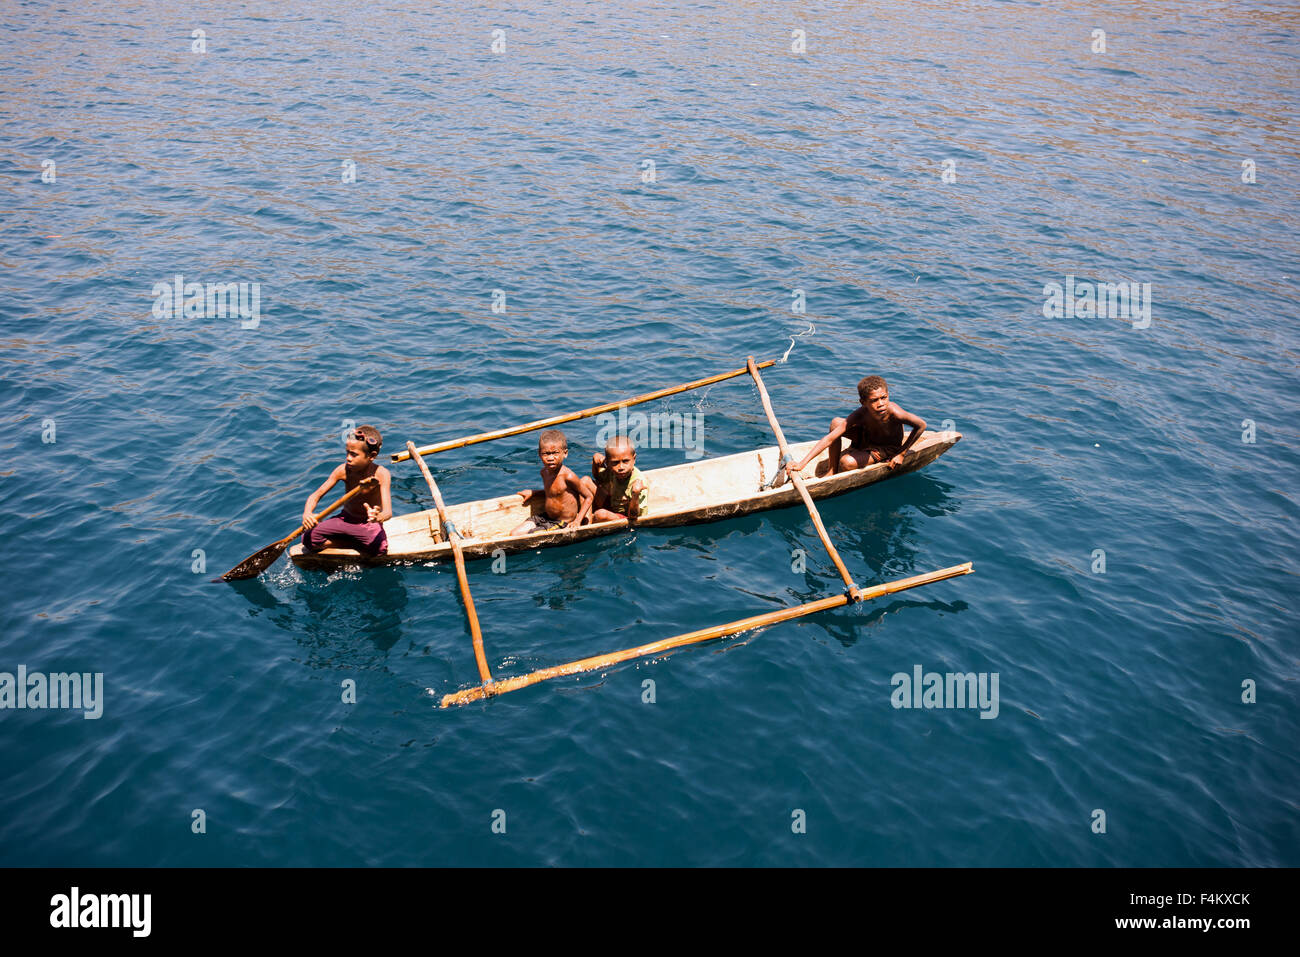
[1, 1, 1296, 867]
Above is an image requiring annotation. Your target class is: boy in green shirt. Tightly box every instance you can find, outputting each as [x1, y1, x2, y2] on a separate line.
[582, 435, 648, 523]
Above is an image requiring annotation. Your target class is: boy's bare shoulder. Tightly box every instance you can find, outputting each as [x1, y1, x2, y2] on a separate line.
[888, 401, 925, 425]
[375, 464, 392, 482]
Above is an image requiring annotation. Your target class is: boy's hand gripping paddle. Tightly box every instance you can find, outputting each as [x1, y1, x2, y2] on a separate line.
[218, 477, 378, 582]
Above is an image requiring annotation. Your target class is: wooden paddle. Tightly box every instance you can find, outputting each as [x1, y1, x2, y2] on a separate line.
[218, 477, 378, 581]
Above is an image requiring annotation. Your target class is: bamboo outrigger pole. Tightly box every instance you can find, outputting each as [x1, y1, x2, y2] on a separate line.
[440, 562, 973, 707]
[391, 358, 779, 463]
[745, 356, 860, 599]
[407, 442, 492, 684]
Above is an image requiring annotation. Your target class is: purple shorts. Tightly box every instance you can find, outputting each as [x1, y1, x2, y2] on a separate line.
[302, 513, 388, 555]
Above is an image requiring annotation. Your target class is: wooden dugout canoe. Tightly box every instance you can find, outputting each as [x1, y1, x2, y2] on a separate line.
[287, 429, 961, 570]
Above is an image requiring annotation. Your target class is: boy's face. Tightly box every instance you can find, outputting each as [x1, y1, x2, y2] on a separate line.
[538, 440, 567, 468]
[605, 444, 636, 477]
[346, 438, 376, 469]
[865, 387, 890, 418]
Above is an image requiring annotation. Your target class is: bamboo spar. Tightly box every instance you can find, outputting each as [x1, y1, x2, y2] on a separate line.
[745, 356, 859, 597]
[391, 359, 779, 462]
[440, 562, 974, 706]
[406, 442, 492, 684]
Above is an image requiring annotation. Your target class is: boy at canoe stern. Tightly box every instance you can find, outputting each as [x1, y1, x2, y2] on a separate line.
[511, 429, 592, 535]
[581, 435, 649, 523]
[779, 376, 926, 484]
[301, 426, 393, 554]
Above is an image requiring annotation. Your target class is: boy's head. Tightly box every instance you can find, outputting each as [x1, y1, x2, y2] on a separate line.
[858, 376, 891, 417]
[858, 375, 888, 403]
[346, 425, 382, 466]
[604, 436, 637, 476]
[538, 429, 568, 466]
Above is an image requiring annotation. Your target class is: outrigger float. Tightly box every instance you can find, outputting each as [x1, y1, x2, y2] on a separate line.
[270, 357, 971, 706]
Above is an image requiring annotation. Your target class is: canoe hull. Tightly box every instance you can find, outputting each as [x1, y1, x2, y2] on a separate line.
[288, 431, 960, 569]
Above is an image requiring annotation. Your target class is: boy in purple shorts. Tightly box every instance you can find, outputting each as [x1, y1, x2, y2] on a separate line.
[301, 425, 392, 555]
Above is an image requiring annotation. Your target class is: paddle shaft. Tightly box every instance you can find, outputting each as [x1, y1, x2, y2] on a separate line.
[406, 442, 492, 684]
[284, 478, 377, 546]
[746, 356, 859, 597]
[218, 478, 377, 581]
[391, 359, 779, 462]
[441, 562, 974, 706]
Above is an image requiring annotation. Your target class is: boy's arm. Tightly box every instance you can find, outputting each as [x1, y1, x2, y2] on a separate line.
[518, 466, 549, 504]
[781, 417, 849, 481]
[303, 466, 345, 529]
[887, 404, 927, 469]
[626, 476, 647, 519]
[566, 469, 593, 523]
[366, 466, 393, 523]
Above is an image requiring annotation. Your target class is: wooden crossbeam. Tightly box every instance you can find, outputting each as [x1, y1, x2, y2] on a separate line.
[745, 356, 860, 597]
[407, 442, 492, 684]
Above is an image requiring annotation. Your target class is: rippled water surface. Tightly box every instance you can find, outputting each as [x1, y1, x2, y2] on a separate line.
[1, 1, 1297, 866]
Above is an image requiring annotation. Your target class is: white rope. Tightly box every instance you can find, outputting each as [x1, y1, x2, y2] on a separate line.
[779, 320, 815, 363]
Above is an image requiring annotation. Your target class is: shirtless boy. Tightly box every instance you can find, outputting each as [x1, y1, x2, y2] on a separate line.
[581, 435, 649, 523]
[301, 425, 393, 555]
[779, 375, 926, 485]
[511, 429, 593, 535]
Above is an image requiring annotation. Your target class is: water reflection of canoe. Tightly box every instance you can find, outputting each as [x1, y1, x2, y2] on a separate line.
[288, 430, 961, 570]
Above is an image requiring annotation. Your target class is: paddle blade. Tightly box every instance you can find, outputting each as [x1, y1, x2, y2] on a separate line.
[220, 539, 290, 581]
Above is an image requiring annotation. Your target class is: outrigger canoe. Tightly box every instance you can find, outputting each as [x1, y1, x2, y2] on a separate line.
[288, 429, 960, 570]
[236, 355, 973, 707]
